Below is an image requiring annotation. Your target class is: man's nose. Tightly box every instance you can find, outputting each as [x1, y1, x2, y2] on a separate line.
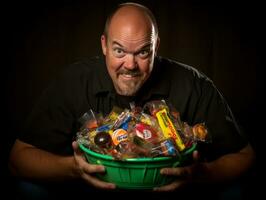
[124, 54, 137, 70]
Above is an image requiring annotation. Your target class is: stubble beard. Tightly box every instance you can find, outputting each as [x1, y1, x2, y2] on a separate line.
[115, 78, 143, 96]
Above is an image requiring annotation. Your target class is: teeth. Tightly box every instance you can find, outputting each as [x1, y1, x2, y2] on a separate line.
[124, 74, 133, 78]
[120, 73, 134, 78]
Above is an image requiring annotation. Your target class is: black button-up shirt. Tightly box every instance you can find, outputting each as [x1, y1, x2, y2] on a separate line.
[19, 56, 248, 160]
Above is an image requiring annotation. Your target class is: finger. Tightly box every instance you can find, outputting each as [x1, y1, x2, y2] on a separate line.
[72, 141, 83, 155]
[160, 167, 191, 178]
[73, 152, 86, 164]
[73, 141, 88, 163]
[153, 180, 185, 192]
[192, 150, 200, 162]
[82, 174, 116, 190]
[83, 163, 105, 174]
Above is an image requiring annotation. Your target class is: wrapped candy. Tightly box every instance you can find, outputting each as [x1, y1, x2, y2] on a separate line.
[76, 100, 211, 160]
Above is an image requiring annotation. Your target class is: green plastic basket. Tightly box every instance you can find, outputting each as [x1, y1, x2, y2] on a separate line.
[79, 143, 196, 189]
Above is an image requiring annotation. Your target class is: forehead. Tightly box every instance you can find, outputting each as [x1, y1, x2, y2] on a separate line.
[109, 33, 155, 50]
[108, 6, 156, 42]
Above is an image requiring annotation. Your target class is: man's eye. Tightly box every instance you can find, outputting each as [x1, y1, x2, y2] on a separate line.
[138, 50, 150, 58]
[113, 48, 125, 57]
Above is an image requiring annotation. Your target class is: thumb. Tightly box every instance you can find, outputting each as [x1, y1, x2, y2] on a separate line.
[192, 150, 200, 162]
[72, 141, 83, 155]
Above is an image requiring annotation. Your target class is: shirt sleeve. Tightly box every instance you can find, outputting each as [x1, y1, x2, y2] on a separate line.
[19, 66, 86, 155]
[189, 76, 248, 161]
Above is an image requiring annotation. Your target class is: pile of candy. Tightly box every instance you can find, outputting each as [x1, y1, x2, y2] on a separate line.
[76, 100, 210, 160]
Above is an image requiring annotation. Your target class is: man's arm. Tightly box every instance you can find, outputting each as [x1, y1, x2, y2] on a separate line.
[154, 143, 255, 191]
[8, 139, 116, 189]
[202, 143, 255, 182]
[9, 139, 78, 181]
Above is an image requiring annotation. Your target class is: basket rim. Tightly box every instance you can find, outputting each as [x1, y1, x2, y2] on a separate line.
[79, 142, 197, 162]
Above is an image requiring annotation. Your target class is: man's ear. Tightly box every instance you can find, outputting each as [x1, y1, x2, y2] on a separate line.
[155, 37, 160, 54]
[101, 35, 107, 55]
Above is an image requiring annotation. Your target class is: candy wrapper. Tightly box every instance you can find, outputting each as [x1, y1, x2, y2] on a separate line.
[77, 100, 211, 160]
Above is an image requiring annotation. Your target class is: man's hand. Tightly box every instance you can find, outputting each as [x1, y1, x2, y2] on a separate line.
[72, 141, 116, 190]
[154, 150, 207, 192]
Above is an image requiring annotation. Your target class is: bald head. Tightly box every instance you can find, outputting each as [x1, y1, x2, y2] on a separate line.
[101, 3, 160, 96]
[104, 3, 158, 39]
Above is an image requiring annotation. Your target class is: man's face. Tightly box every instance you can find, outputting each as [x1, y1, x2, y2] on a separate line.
[101, 19, 159, 96]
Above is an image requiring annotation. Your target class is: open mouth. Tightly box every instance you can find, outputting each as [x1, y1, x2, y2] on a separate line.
[119, 74, 140, 82]
[118, 71, 141, 80]
[121, 73, 139, 78]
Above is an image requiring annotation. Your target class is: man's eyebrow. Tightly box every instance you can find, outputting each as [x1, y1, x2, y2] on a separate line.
[139, 44, 152, 50]
[112, 41, 124, 47]
[134, 44, 152, 54]
[112, 41, 152, 52]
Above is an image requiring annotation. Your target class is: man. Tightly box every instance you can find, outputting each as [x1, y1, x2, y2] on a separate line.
[9, 2, 255, 197]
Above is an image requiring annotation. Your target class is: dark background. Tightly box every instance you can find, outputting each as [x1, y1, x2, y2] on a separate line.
[2, 0, 264, 197]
